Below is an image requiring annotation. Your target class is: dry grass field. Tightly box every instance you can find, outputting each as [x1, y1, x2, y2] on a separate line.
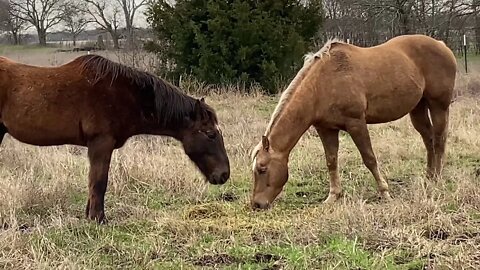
[0, 46, 479, 269]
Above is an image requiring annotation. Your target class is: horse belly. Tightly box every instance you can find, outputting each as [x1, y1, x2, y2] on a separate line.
[5, 124, 81, 146]
[2, 110, 83, 146]
[365, 87, 423, 124]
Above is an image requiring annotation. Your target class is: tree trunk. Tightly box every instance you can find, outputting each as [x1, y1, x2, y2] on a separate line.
[126, 28, 134, 49]
[11, 30, 19, 45]
[111, 33, 120, 49]
[73, 36, 77, 47]
[398, 9, 410, 35]
[121, 1, 134, 49]
[38, 29, 47, 46]
[475, 0, 480, 54]
[476, 23, 480, 55]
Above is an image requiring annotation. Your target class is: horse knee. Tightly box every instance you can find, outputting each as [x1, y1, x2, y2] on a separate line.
[325, 156, 337, 169]
[434, 133, 446, 142]
[362, 156, 377, 170]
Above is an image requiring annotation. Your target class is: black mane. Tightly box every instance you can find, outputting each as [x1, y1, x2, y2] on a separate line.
[76, 54, 209, 128]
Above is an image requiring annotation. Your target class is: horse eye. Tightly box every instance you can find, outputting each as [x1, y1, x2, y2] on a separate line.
[257, 167, 267, 174]
[206, 131, 216, 139]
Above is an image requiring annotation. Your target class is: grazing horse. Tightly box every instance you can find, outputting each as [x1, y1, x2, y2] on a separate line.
[0, 54, 230, 223]
[251, 34, 457, 209]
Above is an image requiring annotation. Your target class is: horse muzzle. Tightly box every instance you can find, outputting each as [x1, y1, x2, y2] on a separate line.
[208, 170, 230, 185]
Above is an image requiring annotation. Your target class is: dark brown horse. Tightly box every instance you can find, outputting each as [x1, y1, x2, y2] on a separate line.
[0, 54, 230, 223]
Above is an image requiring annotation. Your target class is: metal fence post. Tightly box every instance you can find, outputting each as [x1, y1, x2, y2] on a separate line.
[464, 34, 468, 74]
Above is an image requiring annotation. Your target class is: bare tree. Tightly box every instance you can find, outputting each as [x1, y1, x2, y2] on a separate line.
[0, 0, 9, 31]
[321, 0, 477, 53]
[84, 0, 122, 49]
[116, 0, 147, 49]
[62, 2, 89, 46]
[10, 0, 66, 46]
[474, 0, 480, 53]
[0, 0, 28, 44]
[7, 9, 28, 44]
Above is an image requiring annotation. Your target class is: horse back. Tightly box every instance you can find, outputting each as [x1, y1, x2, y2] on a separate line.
[0, 59, 141, 147]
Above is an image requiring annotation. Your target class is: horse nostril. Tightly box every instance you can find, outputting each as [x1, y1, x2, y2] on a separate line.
[209, 172, 228, 185]
[252, 202, 261, 209]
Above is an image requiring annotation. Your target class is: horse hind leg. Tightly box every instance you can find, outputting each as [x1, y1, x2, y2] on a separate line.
[428, 100, 450, 179]
[409, 99, 435, 178]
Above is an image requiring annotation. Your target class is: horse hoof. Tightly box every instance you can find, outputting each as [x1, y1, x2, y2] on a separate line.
[381, 191, 393, 201]
[87, 212, 107, 224]
[323, 193, 340, 204]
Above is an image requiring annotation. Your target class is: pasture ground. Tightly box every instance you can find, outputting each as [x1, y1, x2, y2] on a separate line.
[0, 46, 479, 269]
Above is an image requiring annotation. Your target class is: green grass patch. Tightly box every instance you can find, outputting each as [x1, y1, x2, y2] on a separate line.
[221, 236, 401, 269]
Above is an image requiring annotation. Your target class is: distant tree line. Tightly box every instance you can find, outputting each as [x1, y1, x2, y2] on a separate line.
[0, 0, 147, 49]
[322, 0, 480, 54]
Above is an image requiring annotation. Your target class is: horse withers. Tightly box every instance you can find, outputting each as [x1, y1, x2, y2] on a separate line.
[251, 34, 457, 209]
[0, 55, 230, 223]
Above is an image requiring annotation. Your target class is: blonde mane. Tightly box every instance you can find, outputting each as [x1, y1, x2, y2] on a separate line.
[251, 38, 343, 160]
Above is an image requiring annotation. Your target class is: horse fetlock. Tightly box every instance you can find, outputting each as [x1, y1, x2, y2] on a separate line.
[428, 171, 442, 181]
[329, 185, 342, 196]
[86, 199, 106, 224]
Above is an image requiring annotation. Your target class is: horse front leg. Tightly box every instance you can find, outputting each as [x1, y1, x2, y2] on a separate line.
[346, 118, 392, 201]
[0, 124, 7, 144]
[85, 136, 115, 224]
[316, 127, 341, 204]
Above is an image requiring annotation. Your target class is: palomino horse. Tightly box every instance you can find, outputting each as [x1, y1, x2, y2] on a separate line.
[251, 34, 457, 209]
[0, 55, 230, 223]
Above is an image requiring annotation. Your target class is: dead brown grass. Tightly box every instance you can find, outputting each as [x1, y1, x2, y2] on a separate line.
[0, 47, 478, 269]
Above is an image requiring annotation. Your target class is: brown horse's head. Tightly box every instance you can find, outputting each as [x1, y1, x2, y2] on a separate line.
[180, 98, 230, 185]
[250, 136, 288, 209]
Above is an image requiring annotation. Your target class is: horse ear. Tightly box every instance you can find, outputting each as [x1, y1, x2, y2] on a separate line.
[194, 98, 209, 121]
[262, 135, 269, 151]
[194, 99, 203, 120]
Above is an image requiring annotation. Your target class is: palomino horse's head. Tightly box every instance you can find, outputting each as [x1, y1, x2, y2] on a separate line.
[180, 98, 230, 185]
[250, 136, 288, 209]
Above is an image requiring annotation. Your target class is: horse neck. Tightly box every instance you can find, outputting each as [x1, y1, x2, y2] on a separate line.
[141, 114, 190, 140]
[134, 83, 196, 139]
[144, 124, 183, 139]
[268, 88, 315, 156]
